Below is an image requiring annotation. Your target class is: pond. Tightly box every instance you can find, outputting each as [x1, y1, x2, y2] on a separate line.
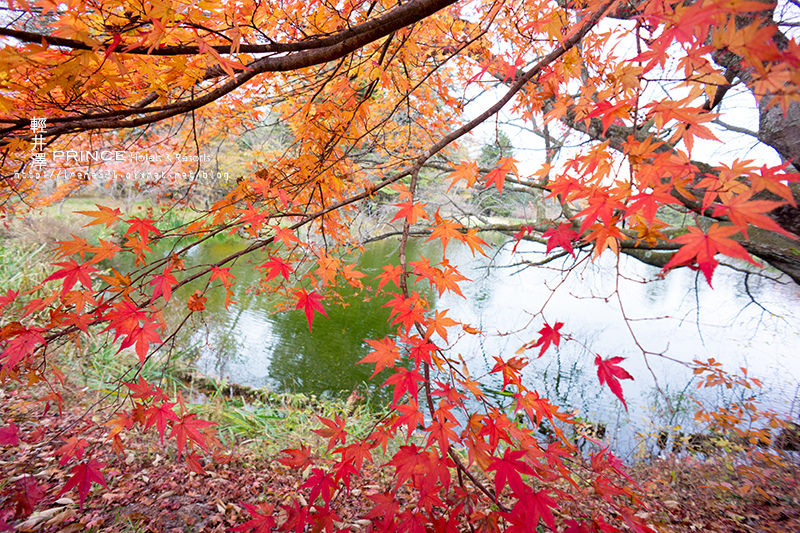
[173, 234, 800, 457]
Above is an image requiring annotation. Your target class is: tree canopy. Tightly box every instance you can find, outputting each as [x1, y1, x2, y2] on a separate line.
[1, 0, 799, 530]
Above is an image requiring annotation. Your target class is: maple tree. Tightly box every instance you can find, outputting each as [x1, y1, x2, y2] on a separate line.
[1, 0, 799, 530]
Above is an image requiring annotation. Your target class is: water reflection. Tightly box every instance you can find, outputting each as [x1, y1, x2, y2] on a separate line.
[263, 291, 392, 399]
[191, 239, 436, 404]
[437, 241, 800, 454]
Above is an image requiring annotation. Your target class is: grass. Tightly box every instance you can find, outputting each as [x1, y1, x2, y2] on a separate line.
[0, 240, 51, 288]
[58, 332, 391, 457]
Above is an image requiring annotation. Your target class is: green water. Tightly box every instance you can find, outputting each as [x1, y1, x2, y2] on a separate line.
[157, 236, 441, 402]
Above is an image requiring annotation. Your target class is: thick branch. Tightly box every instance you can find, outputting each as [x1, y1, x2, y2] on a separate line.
[1, 0, 459, 140]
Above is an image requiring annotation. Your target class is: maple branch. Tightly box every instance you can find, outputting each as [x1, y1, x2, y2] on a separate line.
[397, 165, 510, 511]
[542, 106, 800, 282]
[712, 118, 759, 138]
[0, 0, 446, 57]
[472, 57, 800, 283]
[366, 222, 683, 270]
[583, 0, 800, 174]
[530, 2, 800, 248]
[0, 0, 460, 141]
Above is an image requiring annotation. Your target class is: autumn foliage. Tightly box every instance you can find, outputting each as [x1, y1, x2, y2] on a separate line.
[1, 0, 799, 530]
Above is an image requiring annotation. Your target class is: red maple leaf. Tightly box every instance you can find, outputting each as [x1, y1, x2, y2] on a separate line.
[10, 477, 45, 518]
[426, 414, 458, 455]
[564, 519, 594, 533]
[487, 448, 536, 495]
[661, 223, 758, 286]
[55, 436, 89, 465]
[280, 499, 310, 533]
[574, 192, 624, 235]
[407, 336, 436, 366]
[547, 176, 584, 203]
[507, 489, 557, 531]
[210, 265, 235, 288]
[0, 421, 19, 446]
[102, 300, 148, 338]
[124, 376, 161, 400]
[515, 391, 558, 426]
[542, 224, 578, 256]
[335, 440, 374, 472]
[170, 414, 215, 457]
[231, 502, 275, 533]
[294, 290, 328, 332]
[0, 329, 45, 371]
[312, 414, 347, 451]
[149, 266, 177, 302]
[145, 402, 179, 443]
[382, 292, 426, 332]
[490, 356, 528, 389]
[529, 322, 564, 357]
[277, 445, 313, 470]
[44, 260, 97, 296]
[124, 217, 161, 241]
[392, 401, 424, 439]
[104, 32, 122, 57]
[119, 321, 161, 365]
[301, 468, 337, 505]
[238, 202, 268, 236]
[257, 256, 292, 281]
[186, 452, 205, 475]
[477, 411, 512, 450]
[58, 460, 107, 510]
[595, 355, 634, 410]
[383, 367, 424, 406]
[0, 289, 18, 310]
[583, 99, 632, 134]
[365, 492, 399, 529]
[625, 186, 680, 222]
[511, 226, 534, 253]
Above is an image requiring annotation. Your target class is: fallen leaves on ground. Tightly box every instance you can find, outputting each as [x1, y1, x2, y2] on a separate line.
[2, 383, 799, 532]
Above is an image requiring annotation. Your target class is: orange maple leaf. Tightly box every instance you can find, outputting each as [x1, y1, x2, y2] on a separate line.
[76, 205, 122, 228]
[390, 201, 429, 225]
[358, 338, 399, 377]
[447, 161, 479, 190]
[187, 290, 207, 312]
[483, 156, 518, 194]
[712, 193, 796, 239]
[426, 210, 463, 253]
